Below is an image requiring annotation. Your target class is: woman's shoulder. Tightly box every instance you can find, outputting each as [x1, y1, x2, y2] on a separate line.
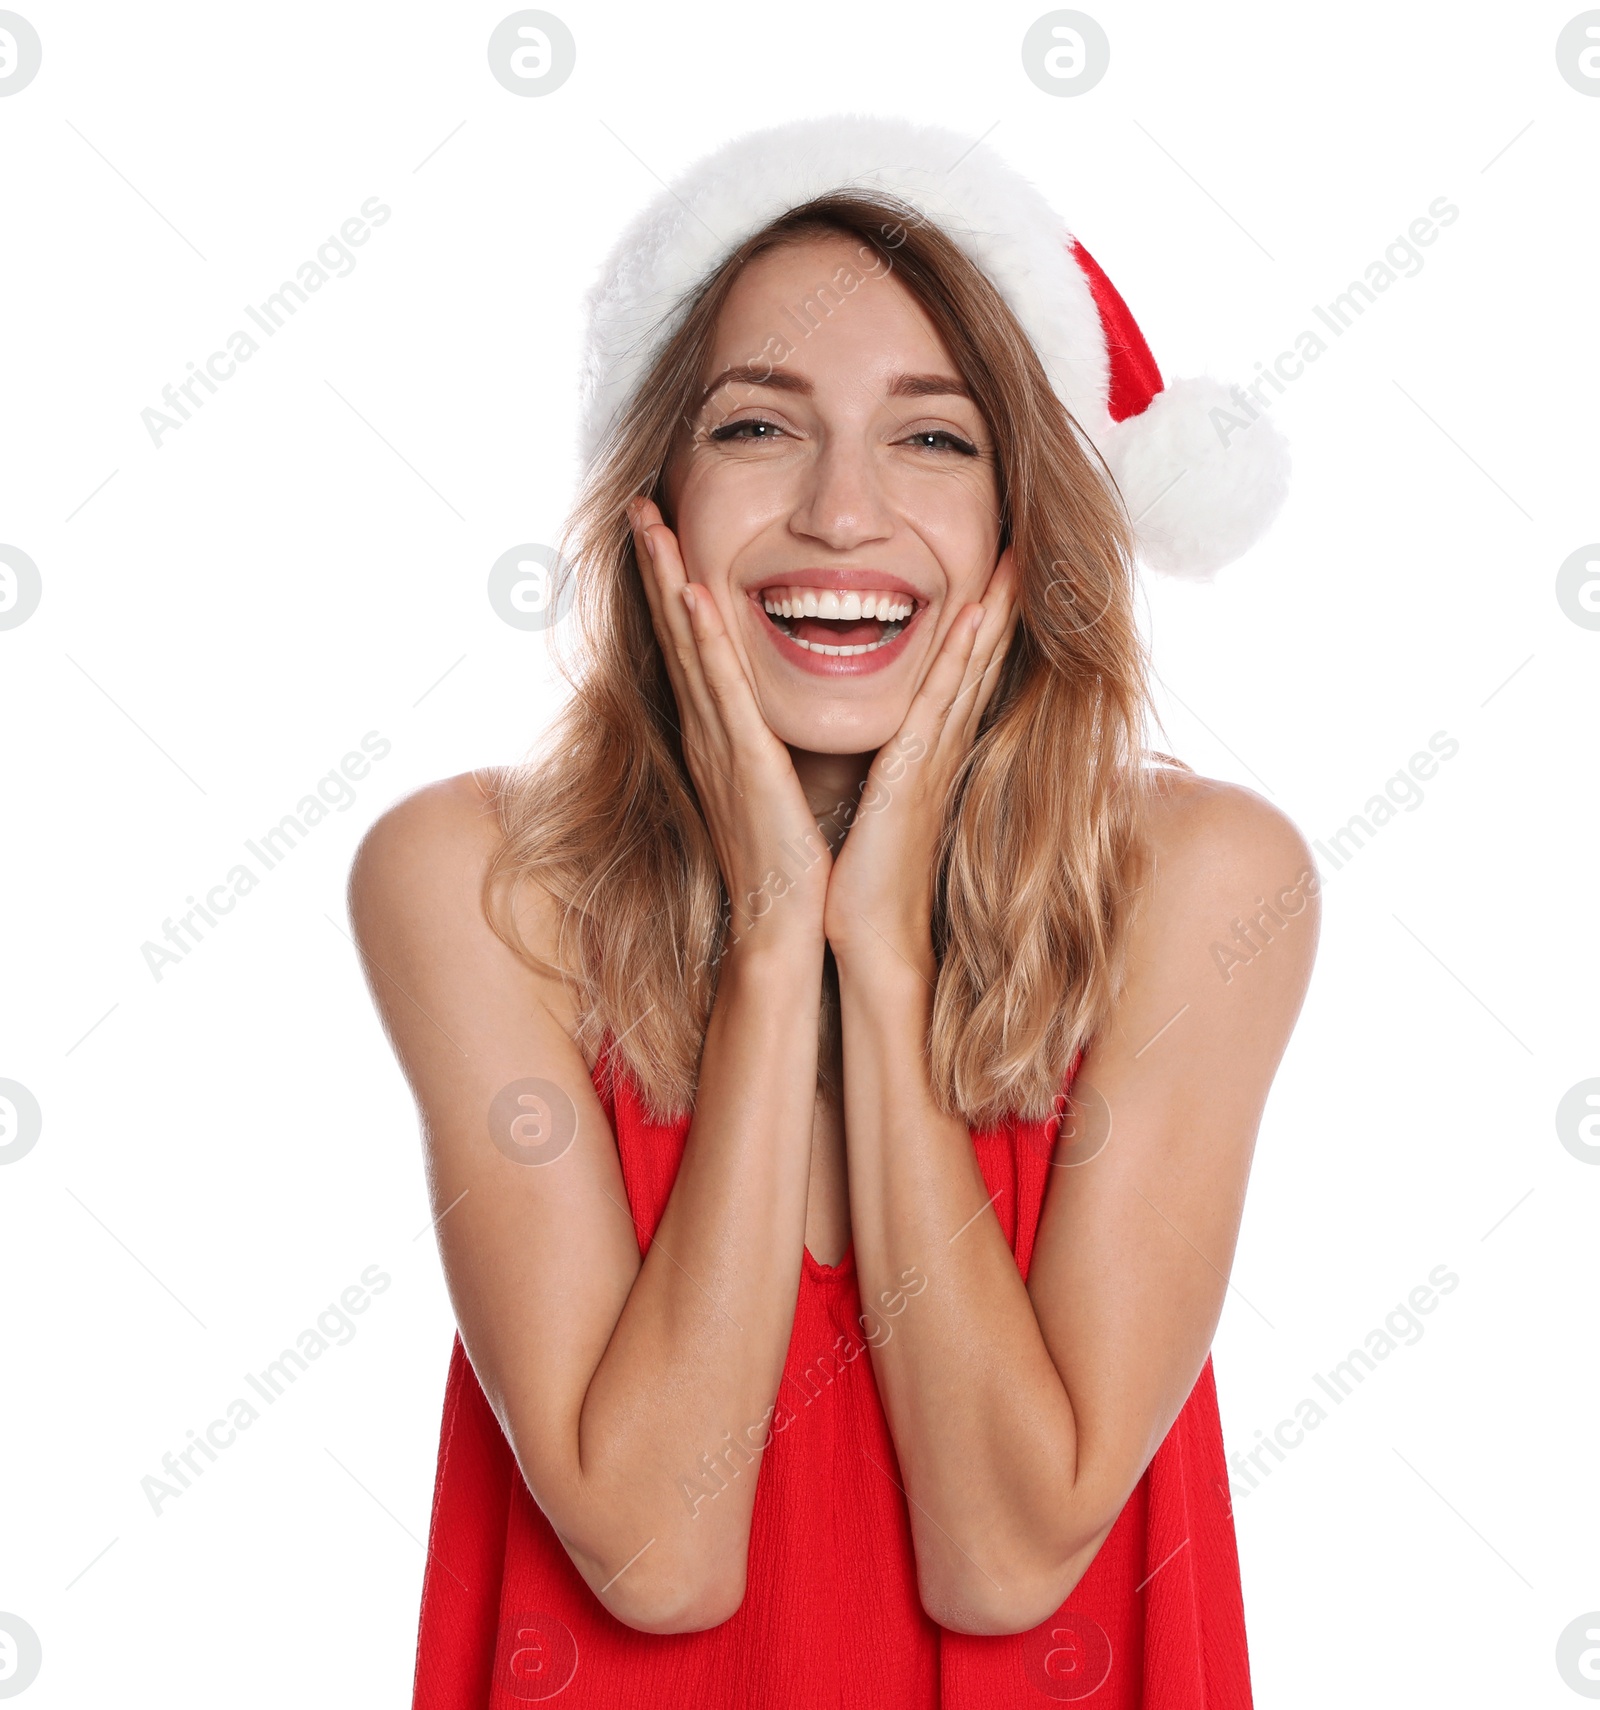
[349, 768, 504, 893]
[1129, 764, 1322, 992]
[1142, 763, 1313, 871]
[348, 768, 589, 1063]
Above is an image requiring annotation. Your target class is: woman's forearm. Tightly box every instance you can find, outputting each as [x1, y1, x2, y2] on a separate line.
[571, 924, 826, 1630]
[834, 947, 1087, 1635]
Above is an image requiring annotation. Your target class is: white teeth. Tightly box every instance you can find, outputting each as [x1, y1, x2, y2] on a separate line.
[761, 588, 914, 621]
[784, 632, 901, 657]
[757, 585, 917, 656]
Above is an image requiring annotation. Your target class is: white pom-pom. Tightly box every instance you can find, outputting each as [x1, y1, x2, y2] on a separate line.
[1099, 375, 1292, 581]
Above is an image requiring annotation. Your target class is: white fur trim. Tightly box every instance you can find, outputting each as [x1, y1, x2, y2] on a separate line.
[577, 113, 1109, 461]
[1100, 377, 1292, 581]
[576, 112, 1288, 577]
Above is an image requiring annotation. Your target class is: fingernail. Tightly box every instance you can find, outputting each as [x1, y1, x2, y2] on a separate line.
[640, 527, 656, 562]
[681, 586, 696, 616]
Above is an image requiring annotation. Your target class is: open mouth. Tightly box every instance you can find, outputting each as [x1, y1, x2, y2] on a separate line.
[758, 591, 919, 657]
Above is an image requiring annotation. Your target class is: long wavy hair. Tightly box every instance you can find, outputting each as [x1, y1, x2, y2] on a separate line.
[481, 190, 1190, 1128]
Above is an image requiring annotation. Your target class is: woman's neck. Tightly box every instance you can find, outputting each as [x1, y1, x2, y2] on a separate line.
[788, 747, 874, 858]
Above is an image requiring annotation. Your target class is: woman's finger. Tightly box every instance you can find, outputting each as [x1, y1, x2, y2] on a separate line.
[628, 497, 718, 736]
[674, 572, 790, 760]
[898, 595, 986, 766]
[632, 500, 774, 761]
[897, 545, 1019, 766]
[628, 498, 794, 822]
[957, 546, 1021, 746]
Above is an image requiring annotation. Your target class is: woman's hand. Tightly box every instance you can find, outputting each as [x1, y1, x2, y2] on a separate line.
[628, 496, 831, 953]
[822, 546, 1020, 974]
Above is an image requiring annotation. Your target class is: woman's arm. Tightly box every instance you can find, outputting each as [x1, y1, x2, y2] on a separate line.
[348, 772, 826, 1634]
[832, 775, 1320, 1634]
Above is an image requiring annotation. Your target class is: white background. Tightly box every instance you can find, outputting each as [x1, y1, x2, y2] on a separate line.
[2, 1, 1596, 1704]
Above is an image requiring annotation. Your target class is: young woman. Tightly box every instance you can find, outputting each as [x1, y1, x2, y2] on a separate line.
[350, 116, 1315, 1707]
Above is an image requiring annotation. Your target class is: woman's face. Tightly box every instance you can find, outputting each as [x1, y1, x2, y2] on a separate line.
[661, 232, 1004, 756]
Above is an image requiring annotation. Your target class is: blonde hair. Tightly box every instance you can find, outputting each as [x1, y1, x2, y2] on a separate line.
[483, 190, 1190, 1128]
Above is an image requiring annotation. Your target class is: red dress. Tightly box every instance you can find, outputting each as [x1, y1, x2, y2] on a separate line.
[412, 1033, 1254, 1707]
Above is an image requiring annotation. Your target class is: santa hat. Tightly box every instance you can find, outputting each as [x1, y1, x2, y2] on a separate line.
[577, 112, 1289, 581]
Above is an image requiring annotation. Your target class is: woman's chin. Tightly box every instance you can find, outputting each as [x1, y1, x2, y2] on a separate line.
[766, 709, 906, 759]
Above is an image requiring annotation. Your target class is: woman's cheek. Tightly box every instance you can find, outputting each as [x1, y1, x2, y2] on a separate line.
[880, 465, 999, 548]
[686, 455, 794, 520]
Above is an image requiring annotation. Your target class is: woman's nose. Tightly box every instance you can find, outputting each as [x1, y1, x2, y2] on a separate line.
[787, 434, 894, 552]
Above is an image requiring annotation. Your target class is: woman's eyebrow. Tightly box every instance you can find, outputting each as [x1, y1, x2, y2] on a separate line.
[695, 365, 973, 410]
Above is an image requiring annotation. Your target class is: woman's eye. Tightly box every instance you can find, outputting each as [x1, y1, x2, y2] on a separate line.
[706, 420, 979, 455]
[708, 418, 786, 443]
[903, 429, 979, 455]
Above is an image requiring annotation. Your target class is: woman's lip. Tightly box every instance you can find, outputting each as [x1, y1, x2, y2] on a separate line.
[747, 569, 927, 601]
[746, 590, 924, 677]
